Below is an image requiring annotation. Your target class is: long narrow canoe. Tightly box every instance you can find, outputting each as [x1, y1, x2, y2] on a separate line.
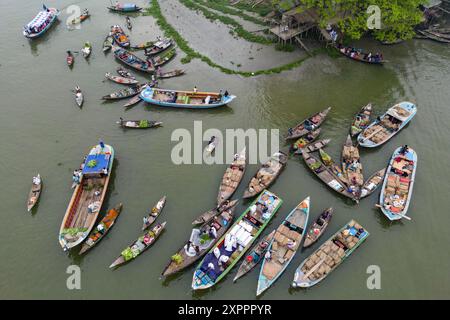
[107, 4, 142, 13]
[27, 174, 42, 212]
[357, 102, 417, 148]
[158, 69, 185, 79]
[337, 46, 385, 64]
[192, 200, 238, 226]
[79, 203, 123, 254]
[290, 128, 321, 153]
[118, 119, 162, 129]
[144, 39, 173, 56]
[113, 46, 153, 73]
[59, 143, 114, 251]
[192, 190, 283, 290]
[417, 30, 450, 43]
[319, 148, 347, 186]
[140, 86, 236, 109]
[303, 208, 333, 248]
[105, 72, 139, 85]
[350, 103, 372, 137]
[242, 152, 288, 199]
[341, 135, 363, 197]
[292, 220, 369, 288]
[257, 197, 310, 296]
[286, 107, 331, 140]
[123, 95, 142, 108]
[294, 139, 331, 155]
[379, 146, 417, 221]
[142, 196, 167, 230]
[102, 84, 145, 100]
[117, 67, 135, 79]
[360, 168, 386, 199]
[23, 6, 59, 39]
[74, 86, 83, 108]
[424, 29, 450, 40]
[109, 222, 166, 268]
[162, 203, 237, 277]
[302, 151, 356, 201]
[233, 230, 275, 282]
[217, 148, 246, 206]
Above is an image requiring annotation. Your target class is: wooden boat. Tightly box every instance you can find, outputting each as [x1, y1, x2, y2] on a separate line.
[111, 25, 130, 47]
[81, 42, 92, 58]
[303, 208, 333, 248]
[381, 39, 403, 45]
[291, 128, 321, 153]
[113, 46, 153, 73]
[350, 103, 372, 137]
[158, 69, 185, 79]
[217, 148, 246, 206]
[257, 197, 310, 296]
[319, 148, 347, 185]
[162, 203, 237, 277]
[205, 136, 219, 154]
[286, 107, 331, 140]
[117, 118, 162, 129]
[378, 146, 417, 221]
[142, 196, 167, 230]
[66, 51, 74, 66]
[293, 139, 331, 155]
[140, 87, 236, 109]
[107, 3, 142, 13]
[337, 45, 385, 64]
[102, 84, 145, 100]
[417, 30, 450, 43]
[425, 30, 450, 40]
[125, 16, 132, 30]
[292, 220, 369, 288]
[116, 67, 135, 79]
[105, 72, 139, 85]
[69, 9, 89, 25]
[27, 174, 42, 212]
[192, 190, 283, 290]
[103, 34, 114, 52]
[357, 101, 417, 148]
[59, 143, 114, 251]
[341, 135, 363, 197]
[23, 5, 59, 39]
[242, 152, 288, 199]
[131, 41, 154, 50]
[192, 200, 238, 226]
[123, 95, 142, 108]
[109, 222, 166, 268]
[302, 151, 355, 201]
[360, 168, 386, 199]
[150, 48, 177, 68]
[78, 203, 123, 254]
[74, 86, 83, 107]
[144, 39, 173, 56]
[233, 230, 275, 282]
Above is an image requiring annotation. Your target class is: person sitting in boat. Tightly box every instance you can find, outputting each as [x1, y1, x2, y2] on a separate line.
[400, 145, 409, 155]
[33, 175, 41, 185]
[193, 86, 198, 93]
[97, 223, 105, 234]
[224, 90, 229, 97]
[102, 168, 108, 176]
[209, 226, 217, 239]
[287, 239, 296, 250]
[265, 250, 272, 261]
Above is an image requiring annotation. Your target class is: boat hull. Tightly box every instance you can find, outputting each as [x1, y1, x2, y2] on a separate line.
[23, 8, 59, 39]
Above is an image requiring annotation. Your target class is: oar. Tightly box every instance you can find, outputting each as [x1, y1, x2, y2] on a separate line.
[375, 204, 412, 221]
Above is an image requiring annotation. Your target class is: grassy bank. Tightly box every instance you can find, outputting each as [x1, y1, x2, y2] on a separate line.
[144, 0, 321, 77]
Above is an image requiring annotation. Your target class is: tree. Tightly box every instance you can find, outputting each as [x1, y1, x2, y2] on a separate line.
[271, 0, 427, 41]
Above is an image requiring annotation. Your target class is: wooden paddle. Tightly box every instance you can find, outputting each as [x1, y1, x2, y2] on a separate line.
[375, 204, 412, 221]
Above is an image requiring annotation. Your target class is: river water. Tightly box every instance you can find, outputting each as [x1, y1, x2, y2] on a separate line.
[0, 0, 449, 299]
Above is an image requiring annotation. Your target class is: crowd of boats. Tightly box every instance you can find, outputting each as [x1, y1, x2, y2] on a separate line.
[24, 3, 419, 296]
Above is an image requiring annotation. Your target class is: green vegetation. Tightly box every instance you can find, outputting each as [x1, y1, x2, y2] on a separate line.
[275, 43, 295, 52]
[178, 0, 274, 44]
[272, 0, 426, 42]
[144, 0, 320, 77]
[193, 0, 267, 26]
[222, 0, 273, 17]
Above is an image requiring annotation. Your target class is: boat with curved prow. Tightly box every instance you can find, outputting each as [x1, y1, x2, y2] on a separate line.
[242, 152, 288, 199]
[286, 107, 331, 140]
[256, 197, 310, 296]
[162, 203, 237, 277]
[113, 46, 153, 73]
[59, 142, 114, 251]
[111, 25, 130, 47]
[192, 190, 283, 290]
[107, 3, 142, 13]
[350, 103, 372, 137]
[79, 203, 123, 254]
[319, 148, 347, 185]
[103, 34, 114, 52]
[109, 222, 166, 268]
[337, 45, 385, 64]
[294, 139, 331, 155]
[217, 148, 246, 206]
[291, 128, 321, 153]
[303, 208, 333, 248]
[378, 146, 417, 221]
[140, 86, 236, 109]
[360, 168, 386, 199]
[357, 101, 417, 148]
[117, 118, 162, 129]
[27, 174, 42, 212]
[102, 84, 145, 100]
[142, 196, 167, 230]
[105, 72, 139, 85]
[192, 200, 238, 226]
[23, 5, 59, 39]
[158, 69, 185, 79]
[341, 135, 363, 197]
[292, 220, 369, 288]
[69, 8, 89, 25]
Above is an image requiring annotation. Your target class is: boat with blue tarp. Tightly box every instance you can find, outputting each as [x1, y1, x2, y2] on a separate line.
[59, 142, 114, 251]
[107, 3, 142, 13]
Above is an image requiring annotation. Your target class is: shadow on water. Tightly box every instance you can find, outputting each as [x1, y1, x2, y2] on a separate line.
[26, 20, 61, 56]
[143, 104, 235, 116]
[372, 207, 406, 230]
